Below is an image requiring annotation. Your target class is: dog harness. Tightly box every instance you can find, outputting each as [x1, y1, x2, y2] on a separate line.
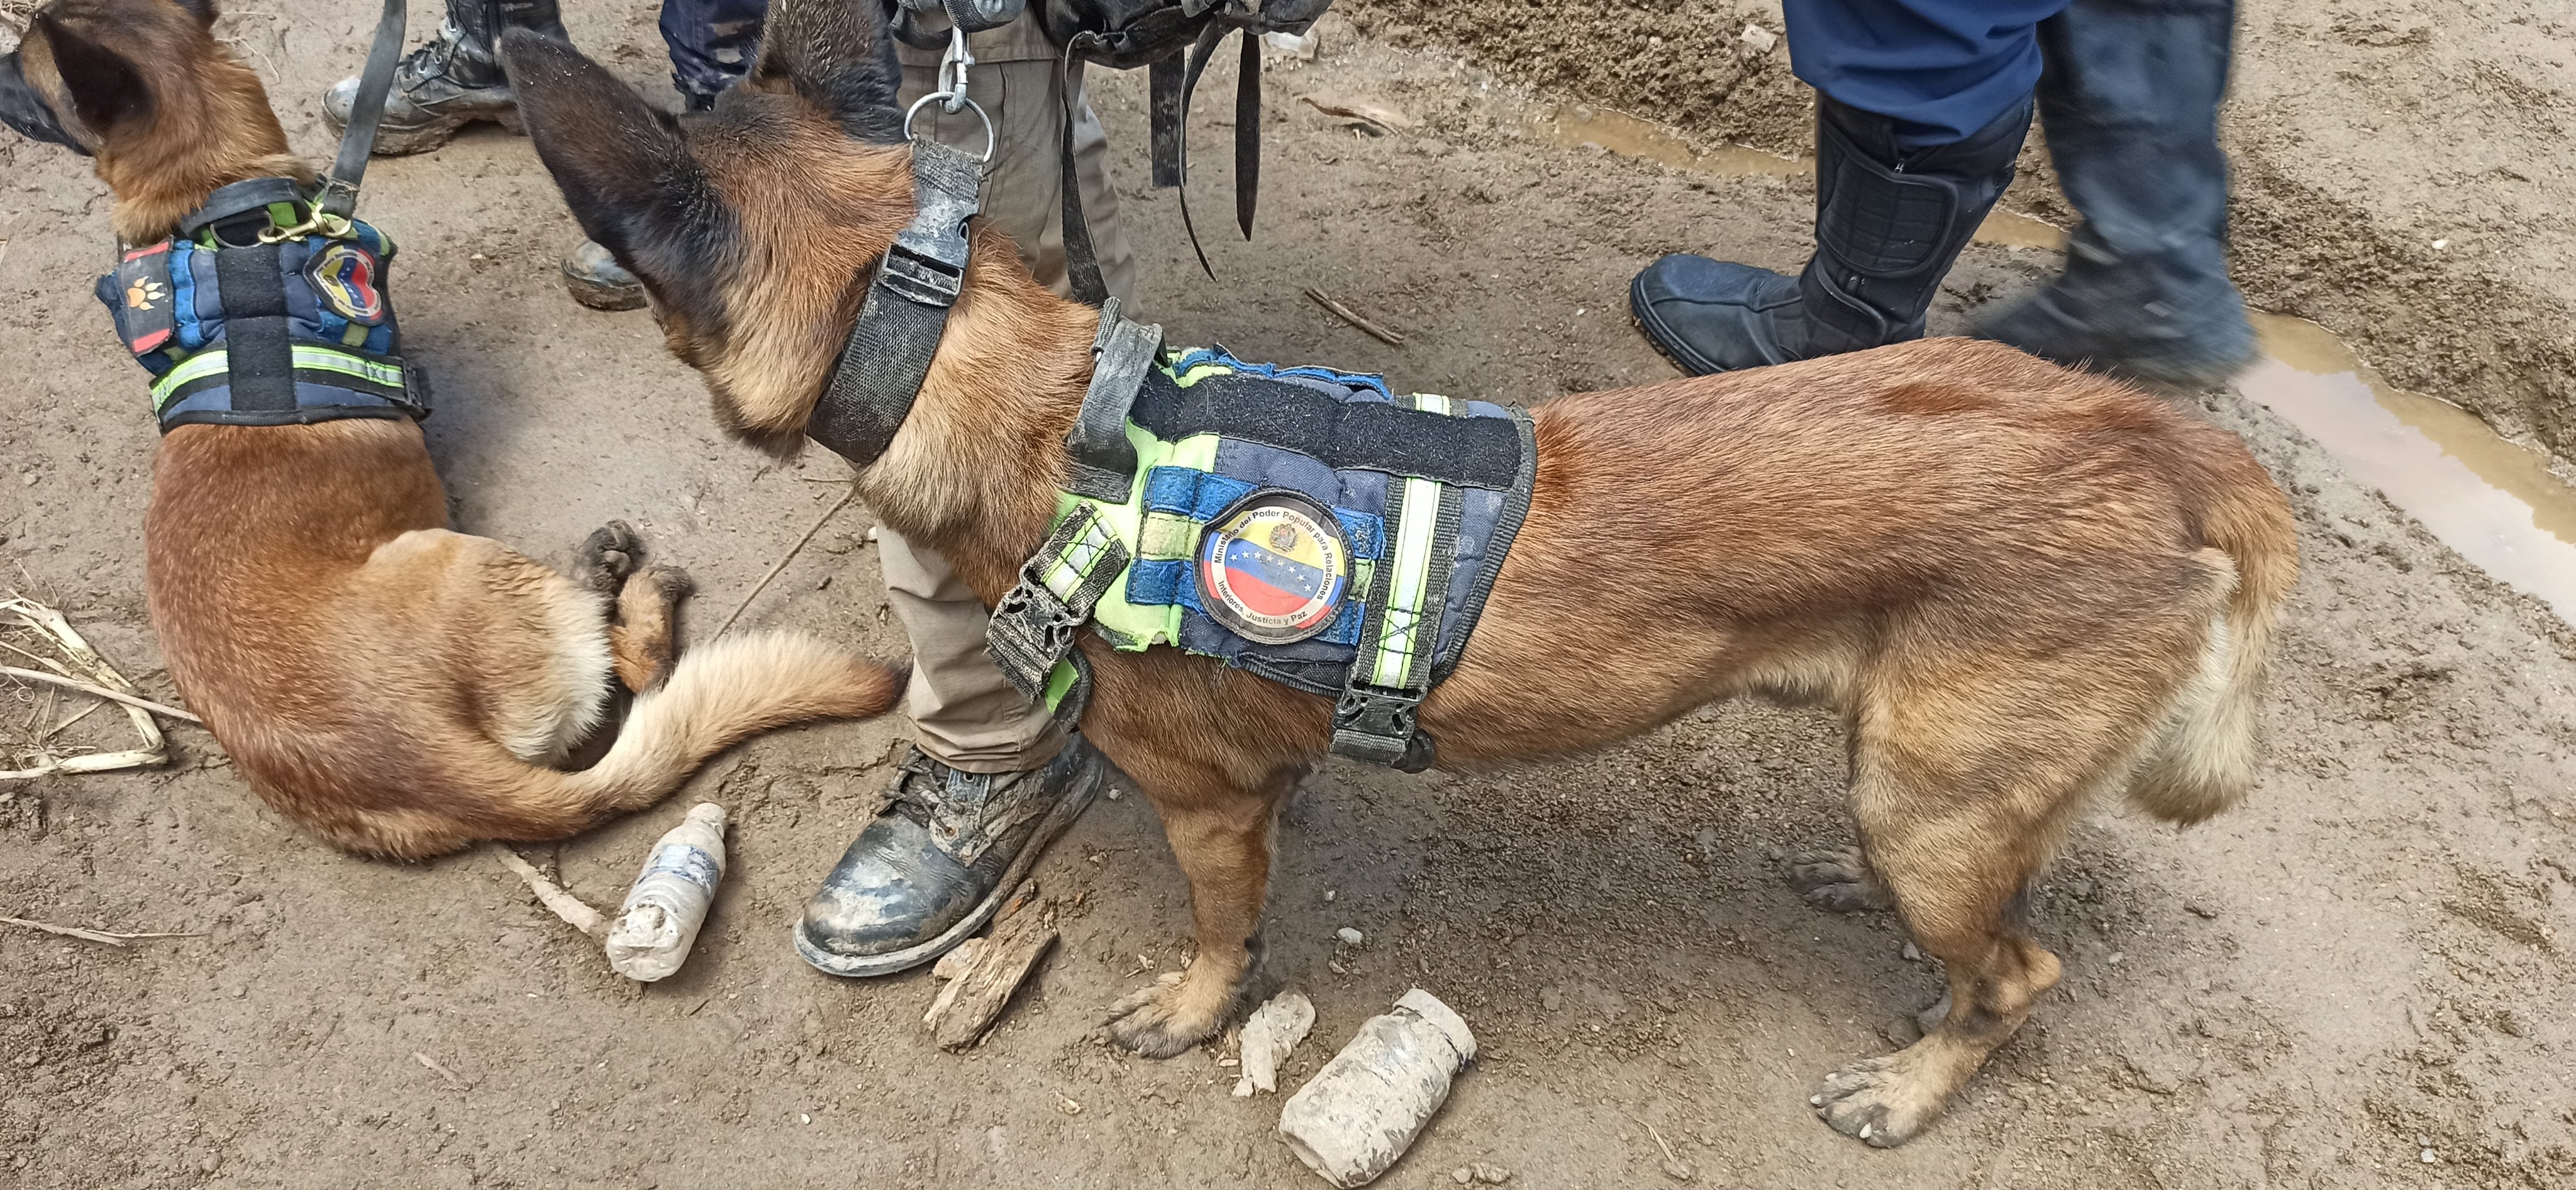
[983, 315, 1536, 769]
[99, 177, 426, 432]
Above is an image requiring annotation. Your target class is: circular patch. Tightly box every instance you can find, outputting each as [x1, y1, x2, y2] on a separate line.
[1195, 491, 1351, 645]
[306, 240, 386, 325]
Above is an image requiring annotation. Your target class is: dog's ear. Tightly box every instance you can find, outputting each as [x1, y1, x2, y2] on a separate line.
[0, 51, 88, 153]
[501, 29, 735, 331]
[743, 0, 904, 143]
[30, 11, 152, 142]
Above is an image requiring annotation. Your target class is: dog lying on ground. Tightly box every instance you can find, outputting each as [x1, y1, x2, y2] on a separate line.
[499, 0, 2298, 1146]
[0, 0, 900, 860]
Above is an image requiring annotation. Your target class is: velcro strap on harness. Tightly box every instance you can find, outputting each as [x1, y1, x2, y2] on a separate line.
[1130, 369, 1524, 491]
[987, 502, 1133, 701]
[1061, 298, 1163, 501]
[808, 137, 983, 469]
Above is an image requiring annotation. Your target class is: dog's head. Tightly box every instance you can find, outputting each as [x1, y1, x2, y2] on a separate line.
[507, 0, 1028, 453]
[1, 0, 299, 241]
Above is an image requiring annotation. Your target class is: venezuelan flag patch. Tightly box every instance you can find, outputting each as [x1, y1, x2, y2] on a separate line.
[1196, 491, 1352, 645]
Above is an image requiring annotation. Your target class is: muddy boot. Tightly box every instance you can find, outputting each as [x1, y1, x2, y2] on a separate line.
[320, 0, 567, 156]
[561, 240, 646, 311]
[1629, 94, 2033, 374]
[796, 739, 1105, 977]
[1974, 0, 2255, 387]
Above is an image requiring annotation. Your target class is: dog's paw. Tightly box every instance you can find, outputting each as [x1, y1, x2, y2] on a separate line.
[1102, 970, 1238, 1058]
[1787, 847, 1894, 913]
[646, 564, 696, 602]
[578, 521, 645, 592]
[1810, 1052, 1946, 1148]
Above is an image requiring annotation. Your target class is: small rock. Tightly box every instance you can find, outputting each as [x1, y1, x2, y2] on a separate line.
[1660, 1156, 1695, 1182]
[1323, 889, 1336, 902]
[2185, 902, 2219, 920]
[1336, 927, 1365, 945]
[1327, 960, 1347, 975]
[2420, 1148, 2438, 1164]
[2106, 952, 2125, 965]
[1737, 23, 1779, 54]
[1058, 1096, 1083, 1116]
[1901, 941, 1922, 962]
[1540, 987, 1563, 1011]
[1452, 1169, 1473, 1186]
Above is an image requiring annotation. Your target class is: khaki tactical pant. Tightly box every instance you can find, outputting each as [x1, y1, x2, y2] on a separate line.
[880, 23, 1136, 772]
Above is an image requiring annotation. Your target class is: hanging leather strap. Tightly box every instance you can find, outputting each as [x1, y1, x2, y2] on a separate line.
[316, 0, 409, 220]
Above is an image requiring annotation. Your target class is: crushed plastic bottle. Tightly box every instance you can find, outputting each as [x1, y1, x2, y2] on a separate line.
[604, 803, 728, 981]
[1277, 989, 1477, 1187]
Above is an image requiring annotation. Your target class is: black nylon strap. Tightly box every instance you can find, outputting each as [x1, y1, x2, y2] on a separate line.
[807, 138, 982, 469]
[1057, 48, 1109, 306]
[1170, 21, 1228, 280]
[1128, 370, 1524, 491]
[1148, 57, 1185, 188]
[1061, 300, 1162, 501]
[212, 243, 296, 413]
[1235, 29, 1259, 240]
[318, 0, 409, 219]
[1434, 408, 1537, 682]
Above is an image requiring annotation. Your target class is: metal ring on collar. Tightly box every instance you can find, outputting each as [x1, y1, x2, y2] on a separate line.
[903, 91, 996, 163]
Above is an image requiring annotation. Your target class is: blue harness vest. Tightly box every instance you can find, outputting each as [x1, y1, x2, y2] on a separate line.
[985, 311, 1536, 770]
[97, 177, 427, 431]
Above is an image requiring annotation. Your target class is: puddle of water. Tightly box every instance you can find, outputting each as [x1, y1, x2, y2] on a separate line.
[2237, 314, 2576, 624]
[1528, 101, 2576, 625]
[1528, 103, 2067, 250]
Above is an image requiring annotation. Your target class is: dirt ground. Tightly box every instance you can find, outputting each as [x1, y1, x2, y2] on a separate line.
[3, 4, 2575, 1189]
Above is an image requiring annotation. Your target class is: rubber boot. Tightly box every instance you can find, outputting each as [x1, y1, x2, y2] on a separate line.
[1629, 94, 2033, 374]
[796, 739, 1104, 977]
[1974, 0, 2255, 387]
[321, 0, 567, 156]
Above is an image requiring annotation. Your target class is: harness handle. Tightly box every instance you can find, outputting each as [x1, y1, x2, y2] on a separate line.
[317, 0, 410, 220]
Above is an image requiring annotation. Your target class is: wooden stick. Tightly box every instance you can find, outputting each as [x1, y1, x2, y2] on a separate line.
[0, 915, 205, 947]
[412, 1050, 470, 1089]
[1303, 287, 1407, 347]
[490, 846, 608, 938]
[0, 666, 201, 725]
[714, 491, 855, 638]
[925, 884, 1058, 1050]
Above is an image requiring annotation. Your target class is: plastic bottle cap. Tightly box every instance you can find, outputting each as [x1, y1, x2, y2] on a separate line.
[1394, 988, 1475, 1061]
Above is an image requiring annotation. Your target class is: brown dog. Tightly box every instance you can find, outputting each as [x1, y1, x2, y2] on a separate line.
[501, 0, 2297, 1145]
[0, 0, 901, 860]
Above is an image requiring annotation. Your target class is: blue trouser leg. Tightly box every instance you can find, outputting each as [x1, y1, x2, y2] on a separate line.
[1631, 0, 2049, 373]
[660, 0, 770, 106]
[1975, 0, 2257, 385]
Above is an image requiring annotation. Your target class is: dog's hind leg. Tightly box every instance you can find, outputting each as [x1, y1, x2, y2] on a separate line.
[1104, 757, 1293, 1057]
[1806, 642, 2158, 1147]
[1787, 846, 1896, 913]
[608, 566, 694, 692]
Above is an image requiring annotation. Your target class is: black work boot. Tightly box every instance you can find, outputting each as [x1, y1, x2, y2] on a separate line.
[1974, 0, 2255, 388]
[796, 738, 1105, 977]
[321, 0, 568, 156]
[1630, 94, 2033, 374]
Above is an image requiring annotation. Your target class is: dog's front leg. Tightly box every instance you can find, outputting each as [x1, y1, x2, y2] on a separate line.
[1102, 760, 1289, 1057]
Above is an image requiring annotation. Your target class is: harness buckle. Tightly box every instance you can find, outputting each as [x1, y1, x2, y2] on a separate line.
[1331, 682, 1435, 772]
[879, 236, 967, 308]
[987, 571, 1090, 702]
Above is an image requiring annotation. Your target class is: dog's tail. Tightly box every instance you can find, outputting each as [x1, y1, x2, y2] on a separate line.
[2125, 464, 2300, 825]
[468, 631, 901, 840]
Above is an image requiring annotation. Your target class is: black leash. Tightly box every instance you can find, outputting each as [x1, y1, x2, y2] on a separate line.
[315, 0, 409, 221]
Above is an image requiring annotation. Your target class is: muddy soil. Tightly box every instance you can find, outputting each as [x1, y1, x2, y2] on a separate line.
[3, 5, 2574, 1189]
[1344, 0, 2576, 469]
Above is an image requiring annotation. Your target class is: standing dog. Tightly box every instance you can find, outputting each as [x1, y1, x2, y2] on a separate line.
[501, 0, 2297, 1145]
[0, 0, 900, 860]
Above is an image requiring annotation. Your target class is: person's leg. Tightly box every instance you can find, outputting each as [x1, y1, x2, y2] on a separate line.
[320, 0, 568, 155]
[1629, 0, 2058, 374]
[799, 27, 1136, 979]
[1973, 0, 2255, 387]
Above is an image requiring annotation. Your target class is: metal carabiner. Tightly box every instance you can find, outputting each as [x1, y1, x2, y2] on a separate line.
[937, 25, 975, 114]
[903, 91, 996, 163]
